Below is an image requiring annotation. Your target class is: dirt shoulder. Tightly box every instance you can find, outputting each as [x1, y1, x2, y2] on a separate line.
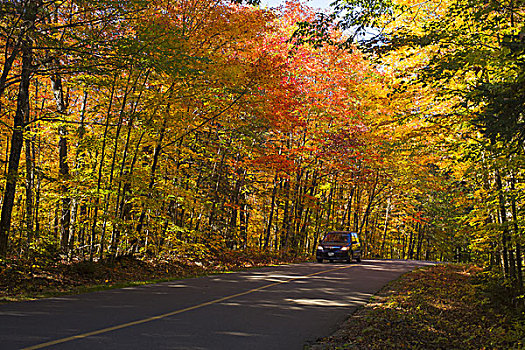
[307, 264, 525, 350]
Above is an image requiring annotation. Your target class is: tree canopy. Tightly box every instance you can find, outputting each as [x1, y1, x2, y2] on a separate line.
[0, 0, 524, 300]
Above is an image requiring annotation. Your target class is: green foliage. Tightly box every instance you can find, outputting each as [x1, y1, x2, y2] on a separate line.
[27, 236, 62, 266]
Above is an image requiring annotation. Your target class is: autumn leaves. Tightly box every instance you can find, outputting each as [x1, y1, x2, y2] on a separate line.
[0, 0, 445, 265]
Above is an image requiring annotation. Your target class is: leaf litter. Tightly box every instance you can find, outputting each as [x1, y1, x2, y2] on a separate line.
[307, 264, 525, 350]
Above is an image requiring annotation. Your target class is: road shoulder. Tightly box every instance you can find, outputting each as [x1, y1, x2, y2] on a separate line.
[306, 264, 524, 349]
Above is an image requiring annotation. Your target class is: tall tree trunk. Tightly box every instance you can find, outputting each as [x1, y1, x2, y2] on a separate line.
[281, 179, 291, 250]
[359, 174, 379, 255]
[353, 185, 361, 233]
[3, 137, 8, 175]
[110, 71, 149, 255]
[229, 166, 245, 249]
[50, 72, 71, 252]
[90, 76, 117, 261]
[495, 168, 511, 278]
[510, 174, 523, 290]
[239, 198, 248, 249]
[292, 168, 304, 250]
[407, 223, 415, 260]
[325, 174, 335, 231]
[344, 187, 354, 230]
[0, 35, 33, 257]
[24, 135, 34, 253]
[264, 174, 279, 249]
[111, 130, 146, 257]
[401, 234, 406, 260]
[99, 74, 134, 260]
[416, 224, 424, 260]
[208, 137, 230, 232]
[69, 90, 88, 255]
[34, 134, 41, 239]
[136, 119, 167, 239]
[301, 170, 318, 252]
[380, 195, 391, 257]
[0, 49, 20, 108]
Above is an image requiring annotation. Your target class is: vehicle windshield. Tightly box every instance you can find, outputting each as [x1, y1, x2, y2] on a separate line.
[322, 233, 350, 244]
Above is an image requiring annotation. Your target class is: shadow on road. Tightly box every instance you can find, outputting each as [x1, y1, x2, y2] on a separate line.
[0, 260, 433, 350]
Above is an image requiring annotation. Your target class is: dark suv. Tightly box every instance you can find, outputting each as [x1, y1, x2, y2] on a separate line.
[316, 231, 361, 263]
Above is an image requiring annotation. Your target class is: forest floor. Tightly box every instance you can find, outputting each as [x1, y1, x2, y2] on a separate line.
[307, 264, 525, 350]
[0, 250, 307, 303]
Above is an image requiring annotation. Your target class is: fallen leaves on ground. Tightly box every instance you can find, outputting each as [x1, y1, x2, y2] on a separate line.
[308, 264, 525, 350]
[0, 250, 307, 303]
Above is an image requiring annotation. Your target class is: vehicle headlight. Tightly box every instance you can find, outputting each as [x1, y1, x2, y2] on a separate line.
[317, 246, 324, 251]
[341, 246, 350, 251]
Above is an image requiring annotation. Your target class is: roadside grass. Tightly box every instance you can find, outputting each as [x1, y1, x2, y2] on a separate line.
[308, 264, 525, 350]
[0, 250, 308, 303]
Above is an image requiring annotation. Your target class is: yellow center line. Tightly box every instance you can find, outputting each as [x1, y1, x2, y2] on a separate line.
[23, 265, 353, 350]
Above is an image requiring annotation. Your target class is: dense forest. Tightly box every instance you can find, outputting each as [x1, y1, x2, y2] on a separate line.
[0, 0, 523, 294]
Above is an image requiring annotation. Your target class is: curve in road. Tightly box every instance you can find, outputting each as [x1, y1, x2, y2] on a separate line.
[0, 259, 434, 350]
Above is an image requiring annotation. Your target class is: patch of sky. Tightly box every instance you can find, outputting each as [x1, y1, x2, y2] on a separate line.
[259, 0, 333, 11]
[257, 0, 380, 43]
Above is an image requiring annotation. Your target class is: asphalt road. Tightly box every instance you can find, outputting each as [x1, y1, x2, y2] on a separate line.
[0, 259, 434, 350]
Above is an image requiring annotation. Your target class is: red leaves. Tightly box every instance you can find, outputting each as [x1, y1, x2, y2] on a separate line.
[320, 129, 365, 155]
[250, 153, 297, 174]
